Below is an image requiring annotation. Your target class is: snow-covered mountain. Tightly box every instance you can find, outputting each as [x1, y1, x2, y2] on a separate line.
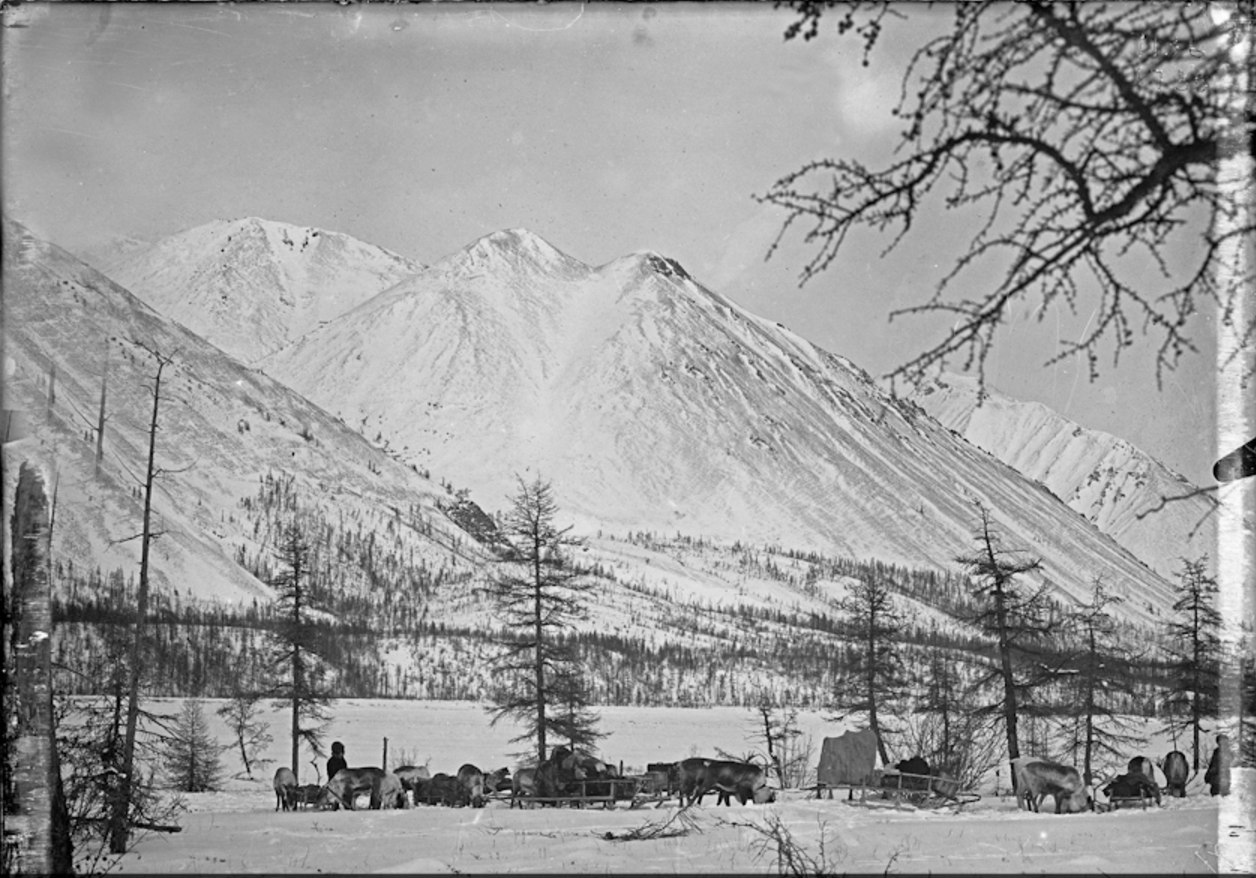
[2, 216, 475, 608]
[3, 217, 1005, 705]
[88, 217, 424, 364]
[908, 373, 1215, 581]
[262, 227, 1178, 622]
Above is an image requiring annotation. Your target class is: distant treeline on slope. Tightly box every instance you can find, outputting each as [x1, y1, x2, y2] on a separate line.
[48, 476, 1168, 712]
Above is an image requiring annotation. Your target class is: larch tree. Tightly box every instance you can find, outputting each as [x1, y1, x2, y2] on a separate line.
[269, 521, 333, 775]
[955, 502, 1051, 781]
[1163, 556, 1221, 770]
[910, 650, 1003, 794]
[162, 700, 223, 793]
[765, 1, 1255, 388]
[484, 476, 600, 764]
[548, 661, 605, 758]
[834, 574, 909, 764]
[1058, 576, 1145, 785]
[216, 684, 273, 780]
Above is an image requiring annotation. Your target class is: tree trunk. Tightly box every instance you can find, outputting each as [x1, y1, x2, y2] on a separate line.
[9, 462, 74, 874]
[45, 363, 56, 416]
[291, 572, 301, 775]
[533, 546, 546, 764]
[867, 604, 889, 765]
[109, 355, 166, 853]
[94, 360, 108, 480]
[1191, 599, 1202, 770]
[994, 580, 1021, 789]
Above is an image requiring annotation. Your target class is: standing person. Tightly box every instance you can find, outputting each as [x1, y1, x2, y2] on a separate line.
[1205, 734, 1231, 796]
[327, 741, 347, 782]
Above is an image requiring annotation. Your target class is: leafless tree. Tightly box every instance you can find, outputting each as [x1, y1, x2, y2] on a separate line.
[765, 1, 1255, 387]
[107, 341, 173, 854]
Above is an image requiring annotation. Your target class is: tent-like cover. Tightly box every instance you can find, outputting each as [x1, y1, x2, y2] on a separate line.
[816, 728, 878, 788]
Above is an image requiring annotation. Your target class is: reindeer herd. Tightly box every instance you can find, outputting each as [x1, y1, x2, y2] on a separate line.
[1011, 748, 1199, 814]
[273, 741, 1227, 816]
[272, 746, 775, 813]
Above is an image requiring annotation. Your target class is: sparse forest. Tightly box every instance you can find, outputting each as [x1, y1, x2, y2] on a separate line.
[46, 485, 1169, 724]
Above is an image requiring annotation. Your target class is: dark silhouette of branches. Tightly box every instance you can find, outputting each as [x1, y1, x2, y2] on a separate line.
[765, 1, 1255, 387]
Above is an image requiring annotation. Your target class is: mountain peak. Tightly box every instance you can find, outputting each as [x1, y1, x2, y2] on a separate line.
[636, 251, 692, 282]
[600, 250, 694, 285]
[455, 228, 585, 275]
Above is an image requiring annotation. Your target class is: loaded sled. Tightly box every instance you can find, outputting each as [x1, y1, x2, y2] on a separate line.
[812, 730, 980, 810]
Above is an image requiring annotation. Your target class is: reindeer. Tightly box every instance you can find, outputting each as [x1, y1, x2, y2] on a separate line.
[273, 767, 299, 812]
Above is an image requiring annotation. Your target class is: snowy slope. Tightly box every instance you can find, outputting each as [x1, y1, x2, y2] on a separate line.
[3, 217, 981, 699]
[910, 373, 1215, 581]
[88, 217, 424, 364]
[262, 228, 1177, 623]
[3, 216, 477, 609]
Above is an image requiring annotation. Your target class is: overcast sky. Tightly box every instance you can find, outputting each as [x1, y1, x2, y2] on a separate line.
[2, 2, 1218, 486]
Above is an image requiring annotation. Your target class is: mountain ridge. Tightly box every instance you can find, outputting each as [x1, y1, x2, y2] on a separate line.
[87, 216, 426, 364]
[908, 373, 1216, 581]
[3, 215, 482, 611]
[257, 224, 1180, 623]
[5, 214, 1194, 706]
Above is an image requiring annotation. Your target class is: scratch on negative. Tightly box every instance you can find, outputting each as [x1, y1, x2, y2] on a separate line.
[491, 4, 584, 32]
[167, 22, 232, 37]
[42, 126, 105, 141]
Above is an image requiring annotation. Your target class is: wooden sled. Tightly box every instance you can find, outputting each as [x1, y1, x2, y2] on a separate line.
[854, 769, 981, 810]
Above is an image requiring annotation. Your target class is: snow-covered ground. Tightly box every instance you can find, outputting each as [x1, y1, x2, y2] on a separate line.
[101, 699, 1250, 874]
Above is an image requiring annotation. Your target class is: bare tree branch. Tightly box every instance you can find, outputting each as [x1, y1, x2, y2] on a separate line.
[766, 1, 1255, 388]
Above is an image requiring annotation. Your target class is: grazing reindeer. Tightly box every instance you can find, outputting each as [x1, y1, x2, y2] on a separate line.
[511, 767, 537, 808]
[369, 772, 408, 809]
[1012, 757, 1090, 813]
[324, 767, 386, 811]
[273, 767, 299, 812]
[456, 764, 486, 808]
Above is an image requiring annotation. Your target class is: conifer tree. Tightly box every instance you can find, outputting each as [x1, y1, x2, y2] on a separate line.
[484, 477, 600, 763]
[1163, 556, 1220, 770]
[163, 700, 223, 792]
[216, 685, 273, 780]
[1058, 577, 1144, 784]
[955, 502, 1051, 782]
[834, 575, 909, 764]
[548, 661, 604, 756]
[269, 521, 333, 774]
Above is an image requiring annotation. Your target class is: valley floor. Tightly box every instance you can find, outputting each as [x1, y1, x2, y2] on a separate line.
[95, 699, 1251, 874]
[113, 788, 1231, 875]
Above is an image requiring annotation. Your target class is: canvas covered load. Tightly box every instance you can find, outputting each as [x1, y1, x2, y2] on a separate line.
[816, 729, 878, 788]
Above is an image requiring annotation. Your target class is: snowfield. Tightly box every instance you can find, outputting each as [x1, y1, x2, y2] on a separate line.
[103, 699, 1251, 874]
[119, 789, 1223, 875]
